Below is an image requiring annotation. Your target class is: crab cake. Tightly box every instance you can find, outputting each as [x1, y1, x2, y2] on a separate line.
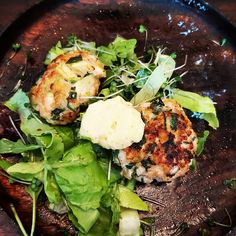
[118, 98, 198, 183]
[30, 51, 106, 125]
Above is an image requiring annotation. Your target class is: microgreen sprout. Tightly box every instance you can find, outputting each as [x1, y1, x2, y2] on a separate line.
[139, 24, 147, 34]
[170, 52, 177, 59]
[206, 208, 232, 228]
[10, 203, 28, 236]
[140, 217, 155, 236]
[138, 24, 148, 51]
[220, 38, 227, 46]
[12, 43, 21, 52]
[223, 178, 236, 189]
[8, 115, 26, 144]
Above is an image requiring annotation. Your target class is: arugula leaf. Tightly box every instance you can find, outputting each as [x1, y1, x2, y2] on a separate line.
[97, 46, 116, 66]
[54, 126, 75, 151]
[44, 171, 65, 212]
[5, 90, 65, 162]
[21, 118, 64, 162]
[0, 139, 41, 154]
[101, 183, 120, 228]
[54, 142, 108, 210]
[131, 54, 176, 105]
[119, 185, 149, 211]
[172, 89, 219, 129]
[7, 162, 44, 181]
[68, 203, 100, 234]
[196, 130, 209, 156]
[44, 41, 65, 65]
[81, 207, 117, 236]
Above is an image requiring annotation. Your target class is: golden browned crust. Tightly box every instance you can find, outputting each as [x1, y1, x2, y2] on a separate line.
[30, 51, 106, 125]
[118, 98, 198, 183]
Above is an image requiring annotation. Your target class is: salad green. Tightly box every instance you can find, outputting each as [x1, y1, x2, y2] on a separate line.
[0, 34, 219, 235]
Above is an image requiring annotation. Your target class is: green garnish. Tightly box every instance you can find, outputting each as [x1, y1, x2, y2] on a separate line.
[220, 38, 227, 46]
[170, 113, 178, 131]
[68, 90, 77, 99]
[170, 52, 177, 59]
[196, 130, 209, 156]
[223, 178, 236, 189]
[138, 24, 148, 51]
[51, 108, 64, 120]
[189, 158, 197, 171]
[12, 43, 21, 52]
[10, 203, 28, 236]
[66, 55, 82, 64]
[172, 89, 219, 129]
[138, 24, 147, 33]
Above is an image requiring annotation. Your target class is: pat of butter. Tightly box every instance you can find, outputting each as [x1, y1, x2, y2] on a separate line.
[80, 96, 145, 149]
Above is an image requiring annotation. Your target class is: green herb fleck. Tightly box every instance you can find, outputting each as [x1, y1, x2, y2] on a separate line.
[66, 55, 82, 64]
[150, 99, 164, 114]
[51, 108, 64, 120]
[170, 113, 178, 131]
[126, 163, 134, 169]
[68, 91, 77, 99]
[12, 43, 21, 52]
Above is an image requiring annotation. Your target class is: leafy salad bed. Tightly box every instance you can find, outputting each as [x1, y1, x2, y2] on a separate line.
[0, 34, 218, 236]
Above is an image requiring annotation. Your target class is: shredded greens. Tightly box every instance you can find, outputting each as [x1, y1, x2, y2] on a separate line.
[0, 35, 220, 236]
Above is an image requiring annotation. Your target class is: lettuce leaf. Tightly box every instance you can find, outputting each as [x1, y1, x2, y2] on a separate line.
[54, 142, 108, 210]
[0, 139, 41, 154]
[196, 130, 209, 156]
[68, 203, 100, 234]
[118, 185, 149, 211]
[172, 89, 219, 129]
[4, 90, 70, 162]
[44, 41, 65, 65]
[6, 162, 44, 181]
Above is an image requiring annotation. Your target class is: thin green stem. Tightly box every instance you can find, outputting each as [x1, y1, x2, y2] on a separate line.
[30, 192, 37, 236]
[0, 171, 31, 185]
[10, 203, 28, 236]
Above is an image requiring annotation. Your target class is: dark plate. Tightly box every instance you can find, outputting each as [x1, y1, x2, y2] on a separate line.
[0, 0, 236, 235]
